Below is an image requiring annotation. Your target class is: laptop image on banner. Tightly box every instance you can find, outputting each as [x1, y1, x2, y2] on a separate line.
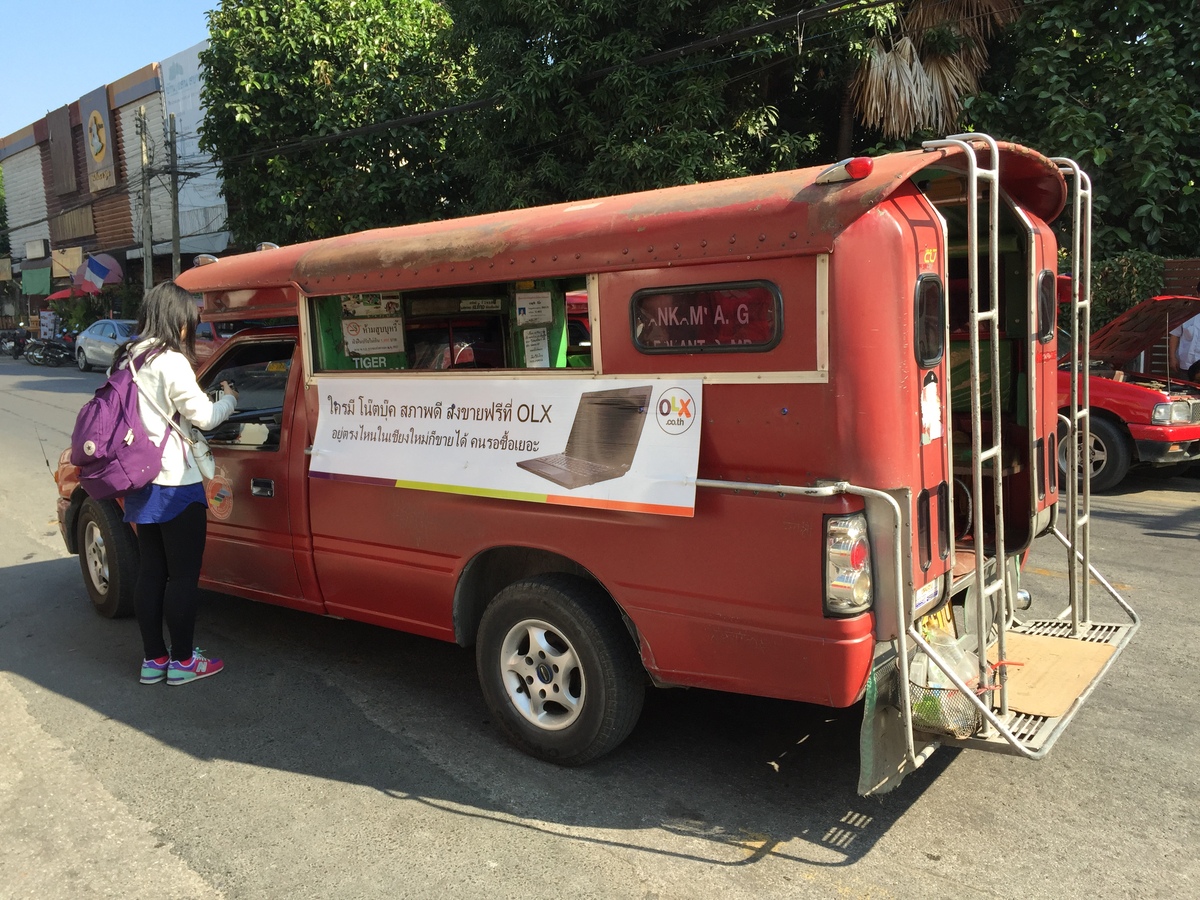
[517, 385, 654, 490]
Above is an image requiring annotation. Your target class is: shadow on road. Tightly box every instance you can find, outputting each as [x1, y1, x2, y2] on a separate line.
[0, 554, 952, 871]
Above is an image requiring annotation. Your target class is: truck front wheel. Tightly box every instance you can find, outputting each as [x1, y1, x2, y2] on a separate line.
[77, 497, 138, 618]
[475, 574, 645, 766]
[1060, 417, 1131, 493]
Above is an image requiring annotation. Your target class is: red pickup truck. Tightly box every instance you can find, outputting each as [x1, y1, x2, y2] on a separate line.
[1058, 295, 1200, 490]
[51, 140, 1139, 793]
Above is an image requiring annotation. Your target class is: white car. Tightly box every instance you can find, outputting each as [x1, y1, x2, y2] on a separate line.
[75, 319, 136, 372]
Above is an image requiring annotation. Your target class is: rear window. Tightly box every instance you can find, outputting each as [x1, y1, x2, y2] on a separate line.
[915, 275, 945, 367]
[631, 282, 781, 353]
[1037, 270, 1056, 344]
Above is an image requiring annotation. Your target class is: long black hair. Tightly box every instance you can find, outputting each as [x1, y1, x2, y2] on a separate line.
[114, 281, 199, 367]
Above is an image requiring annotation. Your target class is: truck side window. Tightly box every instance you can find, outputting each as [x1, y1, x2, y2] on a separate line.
[199, 341, 295, 450]
[308, 280, 591, 373]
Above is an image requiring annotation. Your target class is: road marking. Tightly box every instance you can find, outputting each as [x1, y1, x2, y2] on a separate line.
[1027, 566, 1131, 590]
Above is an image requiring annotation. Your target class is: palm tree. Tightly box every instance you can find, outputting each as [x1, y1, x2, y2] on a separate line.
[849, 0, 1022, 142]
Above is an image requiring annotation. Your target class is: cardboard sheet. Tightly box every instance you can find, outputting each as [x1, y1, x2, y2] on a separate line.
[987, 632, 1116, 719]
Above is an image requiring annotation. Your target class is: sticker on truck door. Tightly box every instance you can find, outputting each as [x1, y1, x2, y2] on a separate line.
[921, 371, 943, 445]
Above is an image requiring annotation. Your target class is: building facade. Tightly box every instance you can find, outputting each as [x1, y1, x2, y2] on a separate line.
[0, 41, 229, 325]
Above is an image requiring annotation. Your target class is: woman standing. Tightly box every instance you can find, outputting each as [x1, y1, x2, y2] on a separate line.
[112, 281, 238, 686]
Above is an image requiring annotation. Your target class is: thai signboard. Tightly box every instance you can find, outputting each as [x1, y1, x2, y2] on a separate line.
[80, 86, 116, 193]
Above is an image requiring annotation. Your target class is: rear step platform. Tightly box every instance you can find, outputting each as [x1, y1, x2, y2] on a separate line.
[924, 618, 1136, 756]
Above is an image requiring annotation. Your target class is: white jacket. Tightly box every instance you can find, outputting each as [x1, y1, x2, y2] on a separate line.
[125, 340, 237, 486]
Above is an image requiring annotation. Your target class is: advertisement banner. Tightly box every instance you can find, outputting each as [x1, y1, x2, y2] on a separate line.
[310, 377, 703, 516]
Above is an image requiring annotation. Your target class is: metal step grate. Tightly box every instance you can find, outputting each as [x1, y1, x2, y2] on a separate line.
[1013, 619, 1128, 646]
[931, 619, 1135, 756]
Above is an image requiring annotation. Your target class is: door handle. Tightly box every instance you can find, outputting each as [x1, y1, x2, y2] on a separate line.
[251, 478, 275, 498]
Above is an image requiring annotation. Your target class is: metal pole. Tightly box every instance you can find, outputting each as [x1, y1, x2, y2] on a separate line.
[169, 114, 180, 280]
[140, 106, 153, 291]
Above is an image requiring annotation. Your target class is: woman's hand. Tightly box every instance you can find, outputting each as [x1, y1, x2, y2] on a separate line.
[220, 380, 239, 400]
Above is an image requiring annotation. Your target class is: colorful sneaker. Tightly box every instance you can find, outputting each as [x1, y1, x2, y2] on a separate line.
[140, 656, 170, 684]
[167, 649, 224, 686]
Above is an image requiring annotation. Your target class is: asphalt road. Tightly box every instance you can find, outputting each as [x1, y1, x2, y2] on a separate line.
[1, 353, 1196, 899]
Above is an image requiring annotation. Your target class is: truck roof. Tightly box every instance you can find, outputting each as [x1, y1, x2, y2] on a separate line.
[178, 141, 1067, 307]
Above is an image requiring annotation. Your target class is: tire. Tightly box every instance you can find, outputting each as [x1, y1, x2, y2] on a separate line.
[47, 352, 64, 368]
[77, 350, 91, 372]
[76, 497, 138, 618]
[1059, 417, 1131, 493]
[476, 574, 645, 766]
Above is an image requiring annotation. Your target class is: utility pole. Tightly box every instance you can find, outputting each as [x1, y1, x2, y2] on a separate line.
[169, 113, 180, 279]
[139, 106, 153, 291]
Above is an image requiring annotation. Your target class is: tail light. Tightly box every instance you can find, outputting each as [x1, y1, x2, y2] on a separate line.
[825, 513, 873, 616]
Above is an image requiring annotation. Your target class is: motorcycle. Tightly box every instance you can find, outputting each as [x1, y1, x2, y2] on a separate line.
[1, 329, 29, 359]
[24, 337, 73, 367]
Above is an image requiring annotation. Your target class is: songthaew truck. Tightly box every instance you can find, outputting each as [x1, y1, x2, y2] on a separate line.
[56, 133, 1137, 794]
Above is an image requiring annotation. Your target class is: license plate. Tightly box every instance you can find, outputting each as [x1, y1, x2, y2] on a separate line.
[918, 603, 955, 637]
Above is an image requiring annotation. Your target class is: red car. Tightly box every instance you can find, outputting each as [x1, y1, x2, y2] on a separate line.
[1058, 295, 1200, 490]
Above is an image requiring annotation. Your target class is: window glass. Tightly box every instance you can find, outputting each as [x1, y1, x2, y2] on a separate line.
[309, 280, 589, 373]
[200, 341, 295, 450]
[632, 282, 781, 352]
[915, 275, 945, 368]
[1037, 269, 1056, 344]
[407, 319, 506, 369]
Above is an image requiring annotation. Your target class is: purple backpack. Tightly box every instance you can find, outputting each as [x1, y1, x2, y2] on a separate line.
[71, 352, 164, 500]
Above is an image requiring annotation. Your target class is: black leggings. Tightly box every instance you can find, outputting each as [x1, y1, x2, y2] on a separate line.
[134, 502, 208, 660]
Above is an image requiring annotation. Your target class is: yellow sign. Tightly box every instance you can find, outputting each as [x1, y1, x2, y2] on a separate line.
[80, 86, 116, 193]
[87, 109, 108, 164]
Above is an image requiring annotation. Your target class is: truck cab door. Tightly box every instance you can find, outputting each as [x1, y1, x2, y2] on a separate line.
[197, 337, 318, 612]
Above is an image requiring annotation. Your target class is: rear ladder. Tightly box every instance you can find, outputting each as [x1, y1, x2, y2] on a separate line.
[899, 135, 1138, 761]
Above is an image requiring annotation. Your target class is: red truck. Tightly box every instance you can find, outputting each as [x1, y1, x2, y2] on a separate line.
[1058, 295, 1200, 491]
[55, 133, 1137, 794]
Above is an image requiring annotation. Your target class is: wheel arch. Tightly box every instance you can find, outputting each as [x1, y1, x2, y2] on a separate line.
[1057, 406, 1135, 459]
[1089, 407, 1133, 441]
[453, 546, 632, 649]
[61, 486, 94, 555]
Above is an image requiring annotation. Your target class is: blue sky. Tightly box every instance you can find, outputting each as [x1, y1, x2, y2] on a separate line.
[0, 0, 216, 140]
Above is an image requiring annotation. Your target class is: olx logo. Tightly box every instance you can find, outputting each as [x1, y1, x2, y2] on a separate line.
[655, 388, 697, 435]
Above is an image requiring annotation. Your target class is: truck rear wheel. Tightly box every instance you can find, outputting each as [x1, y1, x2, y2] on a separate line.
[475, 574, 645, 766]
[77, 497, 138, 618]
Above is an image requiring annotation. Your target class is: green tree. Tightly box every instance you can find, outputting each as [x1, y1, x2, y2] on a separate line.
[966, 0, 1200, 257]
[848, 0, 1020, 147]
[200, 0, 467, 245]
[446, 0, 827, 212]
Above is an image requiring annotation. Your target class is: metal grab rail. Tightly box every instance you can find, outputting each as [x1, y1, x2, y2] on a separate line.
[1052, 157, 1094, 634]
[922, 133, 1011, 720]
